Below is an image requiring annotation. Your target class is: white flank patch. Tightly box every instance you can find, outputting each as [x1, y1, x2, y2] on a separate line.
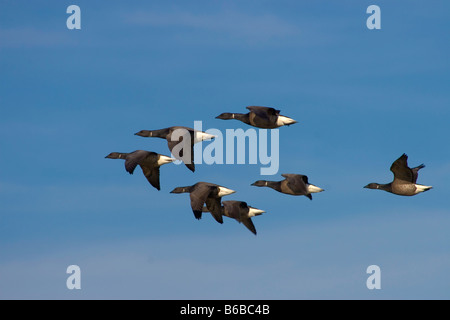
[415, 184, 433, 194]
[157, 155, 175, 166]
[194, 131, 216, 143]
[218, 187, 236, 197]
[248, 207, 265, 217]
[276, 115, 297, 126]
[307, 184, 325, 194]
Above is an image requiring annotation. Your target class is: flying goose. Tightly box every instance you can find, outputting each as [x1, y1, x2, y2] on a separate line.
[105, 150, 174, 190]
[203, 200, 265, 235]
[216, 106, 297, 129]
[135, 126, 215, 172]
[170, 182, 236, 222]
[251, 173, 324, 200]
[364, 153, 432, 196]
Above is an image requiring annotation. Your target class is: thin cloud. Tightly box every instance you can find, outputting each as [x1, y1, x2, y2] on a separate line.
[123, 9, 300, 43]
[0, 27, 77, 48]
[1, 209, 449, 299]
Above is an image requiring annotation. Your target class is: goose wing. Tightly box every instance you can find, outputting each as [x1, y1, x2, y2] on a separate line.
[223, 201, 257, 235]
[167, 131, 195, 172]
[411, 164, 426, 183]
[140, 165, 161, 190]
[282, 174, 309, 194]
[246, 106, 280, 119]
[189, 184, 213, 220]
[241, 217, 257, 235]
[205, 196, 224, 224]
[390, 154, 414, 183]
[223, 201, 242, 220]
[124, 150, 152, 174]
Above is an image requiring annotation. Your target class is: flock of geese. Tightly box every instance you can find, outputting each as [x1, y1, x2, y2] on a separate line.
[106, 106, 433, 235]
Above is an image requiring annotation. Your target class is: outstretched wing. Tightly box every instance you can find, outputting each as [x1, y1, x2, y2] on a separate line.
[167, 131, 195, 172]
[223, 201, 242, 221]
[140, 165, 161, 190]
[246, 106, 280, 118]
[282, 174, 309, 194]
[189, 184, 213, 220]
[411, 164, 425, 184]
[241, 217, 257, 235]
[205, 197, 224, 224]
[390, 154, 414, 182]
[223, 201, 257, 235]
[124, 150, 150, 174]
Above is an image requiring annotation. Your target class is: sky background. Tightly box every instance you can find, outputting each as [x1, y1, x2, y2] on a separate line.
[1, 0, 449, 299]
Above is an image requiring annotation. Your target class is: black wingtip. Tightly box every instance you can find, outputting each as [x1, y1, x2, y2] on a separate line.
[193, 210, 202, 220]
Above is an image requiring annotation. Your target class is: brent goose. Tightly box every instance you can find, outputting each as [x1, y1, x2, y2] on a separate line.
[170, 182, 236, 222]
[105, 150, 174, 190]
[216, 106, 297, 129]
[135, 126, 215, 172]
[203, 200, 265, 235]
[251, 173, 324, 200]
[364, 153, 432, 196]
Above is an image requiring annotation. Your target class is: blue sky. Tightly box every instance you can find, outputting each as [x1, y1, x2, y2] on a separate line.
[1, 0, 449, 299]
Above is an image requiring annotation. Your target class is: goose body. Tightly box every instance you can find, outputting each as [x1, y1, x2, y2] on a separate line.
[203, 200, 265, 235]
[170, 182, 236, 222]
[364, 153, 432, 196]
[135, 126, 215, 172]
[251, 173, 324, 200]
[105, 150, 174, 190]
[216, 106, 297, 129]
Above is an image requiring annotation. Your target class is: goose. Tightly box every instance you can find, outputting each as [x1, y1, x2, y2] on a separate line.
[105, 150, 174, 190]
[135, 126, 215, 172]
[170, 182, 236, 222]
[251, 173, 324, 200]
[364, 153, 432, 196]
[216, 106, 297, 129]
[203, 200, 265, 235]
